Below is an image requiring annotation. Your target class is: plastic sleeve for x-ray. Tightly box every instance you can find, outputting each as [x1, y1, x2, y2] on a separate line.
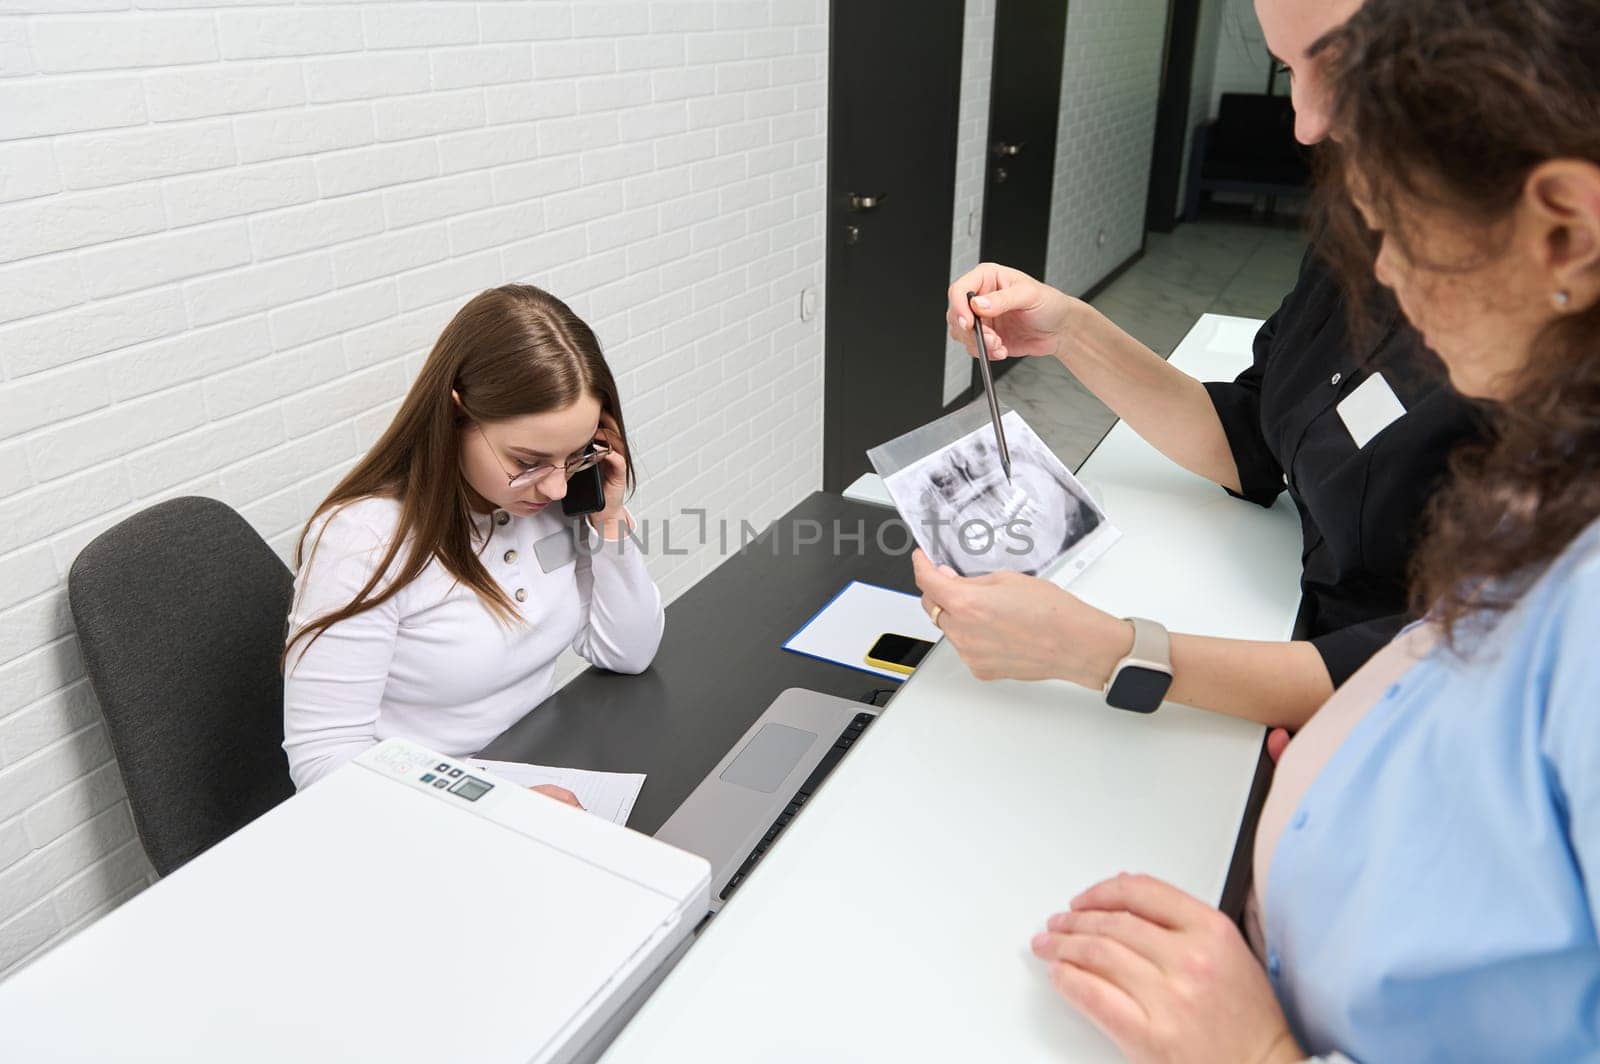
[866, 401, 1012, 481]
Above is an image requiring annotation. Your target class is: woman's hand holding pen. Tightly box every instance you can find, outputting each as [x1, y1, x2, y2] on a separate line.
[946, 263, 1078, 363]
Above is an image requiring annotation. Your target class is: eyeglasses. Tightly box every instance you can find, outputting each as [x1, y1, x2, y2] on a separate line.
[476, 424, 612, 490]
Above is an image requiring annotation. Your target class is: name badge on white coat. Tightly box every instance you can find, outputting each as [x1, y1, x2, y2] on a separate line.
[534, 525, 578, 572]
[1337, 372, 1407, 449]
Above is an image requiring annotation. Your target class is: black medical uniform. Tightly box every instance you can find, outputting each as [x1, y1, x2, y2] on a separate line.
[1204, 247, 1491, 686]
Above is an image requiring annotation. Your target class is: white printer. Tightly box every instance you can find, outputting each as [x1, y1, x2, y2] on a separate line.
[0, 739, 711, 1063]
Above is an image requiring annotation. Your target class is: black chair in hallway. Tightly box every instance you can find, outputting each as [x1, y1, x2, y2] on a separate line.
[1185, 93, 1311, 221]
[68, 496, 296, 877]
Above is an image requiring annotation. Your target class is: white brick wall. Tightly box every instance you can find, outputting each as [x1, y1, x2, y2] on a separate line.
[0, 0, 828, 980]
[1043, 0, 1168, 297]
[942, 0, 993, 407]
[0, 0, 1178, 984]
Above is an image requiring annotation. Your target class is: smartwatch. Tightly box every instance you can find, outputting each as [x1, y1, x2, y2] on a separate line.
[1104, 617, 1173, 713]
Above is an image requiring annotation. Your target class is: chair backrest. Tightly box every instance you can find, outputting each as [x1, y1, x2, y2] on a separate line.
[68, 496, 297, 876]
[1208, 93, 1309, 184]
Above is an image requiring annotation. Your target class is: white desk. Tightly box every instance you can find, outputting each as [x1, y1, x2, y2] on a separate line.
[842, 470, 894, 507]
[603, 314, 1299, 1063]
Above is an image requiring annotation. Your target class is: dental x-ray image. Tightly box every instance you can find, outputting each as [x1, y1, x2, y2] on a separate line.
[883, 411, 1117, 577]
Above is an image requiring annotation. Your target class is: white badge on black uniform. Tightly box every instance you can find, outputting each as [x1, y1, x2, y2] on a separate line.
[1336, 372, 1407, 449]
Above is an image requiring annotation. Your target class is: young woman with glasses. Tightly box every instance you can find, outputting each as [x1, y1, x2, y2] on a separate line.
[282, 285, 662, 802]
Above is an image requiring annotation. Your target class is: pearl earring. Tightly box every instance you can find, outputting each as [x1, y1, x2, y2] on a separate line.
[1554, 289, 1572, 309]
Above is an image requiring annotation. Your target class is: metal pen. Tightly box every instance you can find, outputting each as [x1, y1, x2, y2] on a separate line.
[967, 291, 1012, 480]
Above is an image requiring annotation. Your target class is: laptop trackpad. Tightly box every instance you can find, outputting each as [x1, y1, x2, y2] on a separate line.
[718, 723, 816, 794]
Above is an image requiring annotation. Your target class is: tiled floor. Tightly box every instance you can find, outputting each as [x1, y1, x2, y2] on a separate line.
[990, 217, 1307, 470]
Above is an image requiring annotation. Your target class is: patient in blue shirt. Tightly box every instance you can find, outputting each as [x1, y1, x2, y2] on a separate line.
[1025, 2, 1600, 1061]
[1262, 524, 1600, 1060]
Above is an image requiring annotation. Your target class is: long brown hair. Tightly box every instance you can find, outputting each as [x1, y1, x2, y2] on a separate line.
[285, 285, 633, 664]
[1314, 0, 1600, 644]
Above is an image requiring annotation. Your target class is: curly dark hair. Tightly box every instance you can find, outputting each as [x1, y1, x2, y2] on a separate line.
[1312, 0, 1600, 646]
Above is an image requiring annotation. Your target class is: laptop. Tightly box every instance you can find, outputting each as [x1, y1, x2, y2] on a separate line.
[655, 688, 881, 911]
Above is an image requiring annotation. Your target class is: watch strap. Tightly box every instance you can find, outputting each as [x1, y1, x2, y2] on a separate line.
[1125, 617, 1171, 671]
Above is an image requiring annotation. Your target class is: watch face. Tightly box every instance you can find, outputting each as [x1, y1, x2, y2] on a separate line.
[1106, 666, 1172, 713]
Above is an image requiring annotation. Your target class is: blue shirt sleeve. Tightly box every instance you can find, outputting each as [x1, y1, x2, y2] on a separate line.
[1539, 547, 1600, 927]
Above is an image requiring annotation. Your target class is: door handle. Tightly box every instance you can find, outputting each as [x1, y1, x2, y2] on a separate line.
[992, 141, 1025, 158]
[847, 192, 887, 212]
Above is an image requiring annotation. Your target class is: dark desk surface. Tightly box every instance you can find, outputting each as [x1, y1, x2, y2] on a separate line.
[477, 492, 916, 834]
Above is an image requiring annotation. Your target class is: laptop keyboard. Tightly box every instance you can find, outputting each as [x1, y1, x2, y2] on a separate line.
[719, 711, 877, 901]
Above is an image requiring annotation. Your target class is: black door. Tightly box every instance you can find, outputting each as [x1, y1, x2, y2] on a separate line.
[822, 0, 965, 493]
[1145, 0, 1201, 232]
[978, 0, 1069, 280]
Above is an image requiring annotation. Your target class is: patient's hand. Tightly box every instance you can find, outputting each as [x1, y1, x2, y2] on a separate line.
[1031, 874, 1303, 1064]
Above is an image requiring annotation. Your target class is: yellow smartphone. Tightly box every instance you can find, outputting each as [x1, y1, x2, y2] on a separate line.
[865, 633, 935, 676]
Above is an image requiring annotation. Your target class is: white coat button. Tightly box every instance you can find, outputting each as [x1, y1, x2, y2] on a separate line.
[514, 588, 527, 603]
[504, 549, 518, 564]
[494, 510, 510, 526]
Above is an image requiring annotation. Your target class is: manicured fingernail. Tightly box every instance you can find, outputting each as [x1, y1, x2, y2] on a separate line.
[1030, 932, 1050, 952]
[959, 316, 970, 329]
[939, 565, 957, 577]
[1047, 912, 1070, 931]
[973, 296, 990, 308]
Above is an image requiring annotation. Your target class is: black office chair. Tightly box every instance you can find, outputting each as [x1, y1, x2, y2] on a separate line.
[68, 496, 296, 877]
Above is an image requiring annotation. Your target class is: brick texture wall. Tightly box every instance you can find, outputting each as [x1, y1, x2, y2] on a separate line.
[1044, 0, 1168, 299]
[0, 0, 827, 979]
[0, 0, 1173, 983]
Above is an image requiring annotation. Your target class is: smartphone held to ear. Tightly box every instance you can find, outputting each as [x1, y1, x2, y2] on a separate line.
[562, 463, 607, 517]
[865, 633, 935, 676]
